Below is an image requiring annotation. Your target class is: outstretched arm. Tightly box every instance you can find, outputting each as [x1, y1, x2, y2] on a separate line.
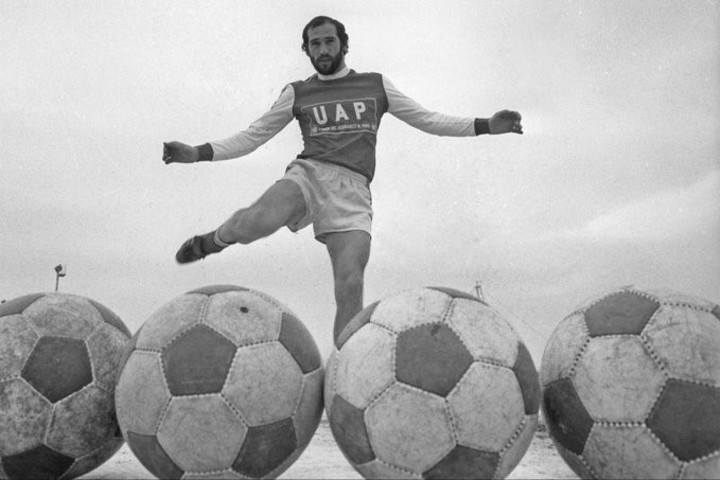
[162, 85, 295, 165]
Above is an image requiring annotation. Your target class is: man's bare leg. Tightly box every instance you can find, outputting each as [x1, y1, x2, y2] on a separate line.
[176, 180, 305, 263]
[325, 230, 371, 343]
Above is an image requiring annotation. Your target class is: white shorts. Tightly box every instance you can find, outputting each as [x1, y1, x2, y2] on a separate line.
[280, 158, 373, 243]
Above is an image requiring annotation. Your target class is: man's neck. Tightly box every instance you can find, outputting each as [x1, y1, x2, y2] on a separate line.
[318, 65, 350, 81]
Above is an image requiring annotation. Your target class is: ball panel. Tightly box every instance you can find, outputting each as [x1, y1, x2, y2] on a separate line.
[646, 379, 720, 461]
[573, 336, 664, 422]
[158, 395, 247, 472]
[335, 323, 395, 409]
[513, 342, 541, 415]
[584, 290, 659, 336]
[540, 313, 587, 386]
[1, 444, 75, 480]
[87, 299, 132, 337]
[644, 305, 720, 385]
[87, 323, 132, 392]
[354, 459, 419, 479]
[637, 287, 717, 310]
[293, 368, 324, 448]
[714, 305, 720, 322]
[447, 300, 519, 368]
[116, 351, 171, 436]
[47, 385, 117, 457]
[125, 431, 184, 479]
[365, 383, 454, 473]
[23, 294, 102, 339]
[21, 336, 92, 403]
[427, 287, 486, 304]
[494, 415, 538, 479]
[187, 284, 249, 296]
[396, 323, 472, 397]
[328, 394, 375, 465]
[369, 288, 451, 333]
[136, 294, 206, 351]
[163, 324, 236, 396]
[551, 442, 597, 479]
[278, 312, 322, 374]
[0, 379, 51, 455]
[63, 435, 124, 479]
[542, 378, 593, 455]
[222, 343, 302, 426]
[0, 314, 37, 380]
[681, 453, 720, 479]
[336, 301, 378, 349]
[232, 418, 296, 478]
[0, 293, 45, 318]
[203, 291, 282, 347]
[423, 445, 499, 480]
[447, 363, 525, 451]
[182, 469, 244, 479]
[583, 425, 681, 479]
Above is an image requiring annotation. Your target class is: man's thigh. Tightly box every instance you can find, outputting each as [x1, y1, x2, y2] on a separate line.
[249, 179, 307, 229]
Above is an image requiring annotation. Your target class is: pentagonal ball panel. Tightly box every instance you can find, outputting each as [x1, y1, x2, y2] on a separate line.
[162, 324, 236, 396]
[233, 418, 297, 478]
[584, 290, 660, 337]
[396, 323, 472, 397]
[22, 336, 92, 403]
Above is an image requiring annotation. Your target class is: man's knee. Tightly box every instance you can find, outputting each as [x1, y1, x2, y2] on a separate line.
[224, 207, 272, 244]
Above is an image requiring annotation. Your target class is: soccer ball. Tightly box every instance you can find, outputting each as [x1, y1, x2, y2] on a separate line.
[325, 287, 540, 479]
[541, 285, 720, 479]
[0, 292, 131, 480]
[115, 285, 324, 479]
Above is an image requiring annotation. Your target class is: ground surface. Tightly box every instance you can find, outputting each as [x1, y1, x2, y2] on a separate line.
[85, 421, 578, 479]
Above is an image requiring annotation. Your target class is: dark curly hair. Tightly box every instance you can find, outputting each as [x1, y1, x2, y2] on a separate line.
[301, 16, 349, 54]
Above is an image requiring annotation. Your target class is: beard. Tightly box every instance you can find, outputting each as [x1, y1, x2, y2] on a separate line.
[310, 50, 345, 75]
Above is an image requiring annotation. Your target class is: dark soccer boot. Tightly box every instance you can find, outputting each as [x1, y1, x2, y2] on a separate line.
[175, 234, 223, 264]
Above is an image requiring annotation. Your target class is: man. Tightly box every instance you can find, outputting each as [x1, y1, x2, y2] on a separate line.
[163, 16, 523, 342]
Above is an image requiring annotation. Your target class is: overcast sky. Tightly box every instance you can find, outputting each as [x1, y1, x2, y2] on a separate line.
[2, 0, 718, 360]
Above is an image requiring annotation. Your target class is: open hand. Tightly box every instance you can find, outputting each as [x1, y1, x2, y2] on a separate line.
[489, 110, 523, 135]
[163, 141, 199, 164]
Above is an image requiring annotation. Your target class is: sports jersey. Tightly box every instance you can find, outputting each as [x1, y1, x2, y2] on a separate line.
[205, 66, 479, 181]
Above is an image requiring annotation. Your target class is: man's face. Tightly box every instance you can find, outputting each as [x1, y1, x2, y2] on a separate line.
[306, 22, 345, 75]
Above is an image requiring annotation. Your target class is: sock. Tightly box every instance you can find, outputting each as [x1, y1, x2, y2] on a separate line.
[200, 230, 228, 254]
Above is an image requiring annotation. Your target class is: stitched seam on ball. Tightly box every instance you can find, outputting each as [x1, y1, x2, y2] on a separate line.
[375, 457, 422, 478]
[218, 391, 249, 428]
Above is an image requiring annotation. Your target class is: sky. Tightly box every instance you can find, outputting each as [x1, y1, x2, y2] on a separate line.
[1, 0, 718, 361]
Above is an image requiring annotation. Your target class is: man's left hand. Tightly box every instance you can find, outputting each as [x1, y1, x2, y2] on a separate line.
[489, 110, 523, 135]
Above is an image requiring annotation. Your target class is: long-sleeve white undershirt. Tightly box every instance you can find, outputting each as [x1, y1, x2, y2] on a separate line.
[210, 67, 476, 161]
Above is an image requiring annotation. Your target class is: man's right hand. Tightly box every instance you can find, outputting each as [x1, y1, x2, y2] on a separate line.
[163, 142, 199, 164]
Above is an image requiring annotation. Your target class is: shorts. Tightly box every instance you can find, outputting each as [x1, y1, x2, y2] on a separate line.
[280, 158, 373, 243]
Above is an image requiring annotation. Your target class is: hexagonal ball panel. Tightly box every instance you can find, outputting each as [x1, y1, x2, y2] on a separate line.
[233, 418, 297, 478]
[542, 378, 593, 456]
[583, 424, 681, 479]
[23, 294, 102, 339]
[584, 290, 659, 336]
[396, 323, 472, 397]
[368, 288, 451, 333]
[573, 336, 664, 422]
[163, 324, 236, 396]
[222, 342, 302, 426]
[22, 336, 92, 403]
[365, 383, 455, 473]
[0, 293, 45, 318]
[643, 304, 720, 385]
[424, 445, 499, 480]
[334, 322, 395, 409]
[336, 301, 378, 349]
[0, 314, 38, 379]
[0, 378, 52, 455]
[447, 363, 525, 452]
[202, 290, 284, 347]
[1, 444, 75, 480]
[115, 351, 172, 436]
[136, 293, 206, 351]
[646, 379, 720, 461]
[447, 299, 519, 367]
[157, 395, 247, 472]
[327, 394, 375, 466]
[540, 312, 588, 386]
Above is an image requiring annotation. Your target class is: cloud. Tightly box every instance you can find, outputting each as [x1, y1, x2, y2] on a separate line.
[557, 170, 720, 242]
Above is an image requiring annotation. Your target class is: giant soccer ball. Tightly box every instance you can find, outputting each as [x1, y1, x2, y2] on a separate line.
[115, 285, 324, 479]
[0, 293, 131, 479]
[541, 285, 720, 479]
[325, 287, 541, 479]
